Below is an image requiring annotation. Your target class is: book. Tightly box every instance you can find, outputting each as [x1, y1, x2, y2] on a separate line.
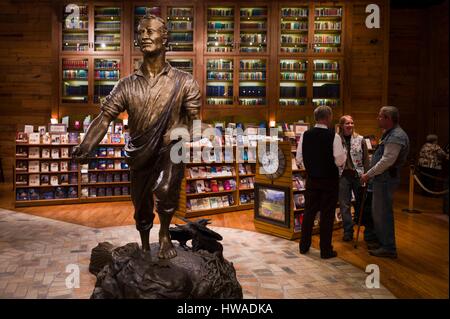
[50, 162, 59, 172]
[198, 166, 207, 178]
[210, 180, 219, 192]
[89, 173, 98, 183]
[195, 180, 206, 193]
[60, 133, 69, 144]
[98, 172, 106, 183]
[51, 134, 61, 144]
[16, 161, 28, 171]
[40, 175, 50, 185]
[41, 189, 55, 200]
[41, 162, 49, 172]
[60, 161, 68, 172]
[81, 173, 89, 184]
[114, 160, 122, 170]
[210, 197, 219, 208]
[60, 174, 69, 185]
[294, 194, 305, 209]
[41, 148, 50, 158]
[28, 147, 40, 158]
[68, 187, 78, 198]
[16, 175, 28, 185]
[16, 132, 28, 143]
[16, 146, 28, 157]
[38, 126, 46, 136]
[122, 186, 129, 195]
[51, 148, 60, 159]
[89, 187, 97, 197]
[29, 161, 39, 173]
[24, 125, 34, 134]
[42, 133, 51, 144]
[28, 133, 40, 144]
[50, 175, 59, 186]
[68, 132, 79, 144]
[69, 173, 78, 185]
[61, 148, 69, 158]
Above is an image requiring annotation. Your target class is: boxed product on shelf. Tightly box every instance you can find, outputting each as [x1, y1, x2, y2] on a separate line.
[121, 172, 129, 181]
[51, 134, 61, 145]
[29, 174, 40, 186]
[60, 134, 69, 144]
[89, 187, 97, 197]
[68, 132, 79, 144]
[61, 147, 70, 158]
[70, 161, 78, 171]
[294, 213, 304, 232]
[60, 161, 68, 172]
[293, 174, 305, 191]
[16, 189, 29, 201]
[41, 162, 49, 172]
[50, 162, 59, 172]
[81, 173, 88, 184]
[50, 175, 59, 186]
[29, 161, 39, 172]
[114, 160, 121, 169]
[42, 133, 51, 144]
[16, 175, 28, 185]
[97, 187, 106, 197]
[28, 132, 40, 144]
[16, 132, 28, 143]
[293, 193, 305, 209]
[98, 172, 106, 183]
[28, 147, 40, 158]
[68, 187, 78, 198]
[16, 146, 28, 157]
[89, 173, 98, 183]
[60, 174, 69, 184]
[113, 173, 121, 182]
[106, 187, 113, 197]
[40, 175, 50, 185]
[113, 187, 121, 196]
[16, 161, 28, 171]
[51, 148, 60, 159]
[29, 188, 40, 200]
[55, 187, 67, 199]
[42, 148, 50, 158]
[122, 186, 129, 195]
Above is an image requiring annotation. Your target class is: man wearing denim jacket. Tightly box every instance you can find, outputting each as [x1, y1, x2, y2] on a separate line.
[360, 106, 410, 258]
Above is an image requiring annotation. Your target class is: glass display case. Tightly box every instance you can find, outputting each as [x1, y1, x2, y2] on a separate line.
[312, 59, 340, 107]
[206, 6, 235, 53]
[280, 6, 309, 53]
[61, 58, 88, 104]
[94, 6, 122, 52]
[167, 6, 194, 52]
[313, 6, 343, 54]
[206, 58, 234, 106]
[94, 58, 121, 104]
[239, 59, 266, 106]
[279, 59, 308, 107]
[239, 7, 268, 53]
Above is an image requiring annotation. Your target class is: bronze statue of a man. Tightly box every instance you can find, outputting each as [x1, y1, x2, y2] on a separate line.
[72, 14, 201, 259]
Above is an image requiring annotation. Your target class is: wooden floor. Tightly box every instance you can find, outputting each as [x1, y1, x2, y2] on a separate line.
[0, 183, 448, 299]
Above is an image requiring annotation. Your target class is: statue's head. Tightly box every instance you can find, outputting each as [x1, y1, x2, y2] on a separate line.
[137, 14, 168, 56]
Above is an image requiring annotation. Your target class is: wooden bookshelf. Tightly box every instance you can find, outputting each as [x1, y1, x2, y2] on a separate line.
[14, 133, 131, 207]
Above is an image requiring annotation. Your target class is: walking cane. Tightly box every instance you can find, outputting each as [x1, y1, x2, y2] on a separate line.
[354, 185, 368, 249]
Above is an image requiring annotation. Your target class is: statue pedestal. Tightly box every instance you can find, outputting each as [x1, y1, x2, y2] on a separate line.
[89, 242, 243, 299]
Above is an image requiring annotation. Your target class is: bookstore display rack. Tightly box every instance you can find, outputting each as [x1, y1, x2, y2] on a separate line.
[280, 6, 309, 53]
[14, 130, 130, 207]
[175, 131, 258, 218]
[253, 137, 343, 240]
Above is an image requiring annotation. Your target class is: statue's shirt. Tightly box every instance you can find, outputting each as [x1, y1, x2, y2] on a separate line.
[101, 62, 201, 144]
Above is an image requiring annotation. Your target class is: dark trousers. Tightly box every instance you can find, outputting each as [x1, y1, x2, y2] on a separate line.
[300, 178, 339, 254]
[130, 149, 185, 232]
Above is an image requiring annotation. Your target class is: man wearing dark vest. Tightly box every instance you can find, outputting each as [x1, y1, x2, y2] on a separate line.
[296, 106, 346, 259]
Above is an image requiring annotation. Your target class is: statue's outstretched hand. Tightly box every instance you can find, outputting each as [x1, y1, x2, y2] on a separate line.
[72, 145, 90, 164]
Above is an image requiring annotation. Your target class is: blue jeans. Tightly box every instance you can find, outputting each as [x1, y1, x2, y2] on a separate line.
[339, 173, 361, 236]
[371, 174, 400, 252]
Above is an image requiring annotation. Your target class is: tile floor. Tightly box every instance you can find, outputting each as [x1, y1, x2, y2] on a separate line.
[0, 208, 395, 299]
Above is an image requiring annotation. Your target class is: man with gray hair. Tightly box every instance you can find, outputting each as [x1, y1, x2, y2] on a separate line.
[361, 106, 410, 258]
[296, 106, 346, 259]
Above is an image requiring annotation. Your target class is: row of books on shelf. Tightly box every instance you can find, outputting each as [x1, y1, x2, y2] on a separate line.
[186, 179, 236, 194]
[16, 131, 126, 145]
[16, 161, 77, 173]
[207, 8, 233, 17]
[281, 8, 308, 17]
[240, 72, 265, 81]
[84, 159, 129, 170]
[240, 8, 267, 17]
[239, 177, 255, 190]
[81, 172, 129, 184]
[168, 8, 193, 16]
[314, 35, 341, 44]
[81, 186, 129, 198]
[280, 72, 306, 81]
[16, 187, 78, 201]
[281, 22, 308, 30]
[281, 35, 308, 44]
[167, 21, 193, 30]
[315, 21, 341, 30]
[16, 173, 78, 186]
[186, 166, 235, 179]
[187, 195, 235, 212]
[240, 34, 266, 44]
[207, 22, 234, 29]
[16, 146, 72, 159]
